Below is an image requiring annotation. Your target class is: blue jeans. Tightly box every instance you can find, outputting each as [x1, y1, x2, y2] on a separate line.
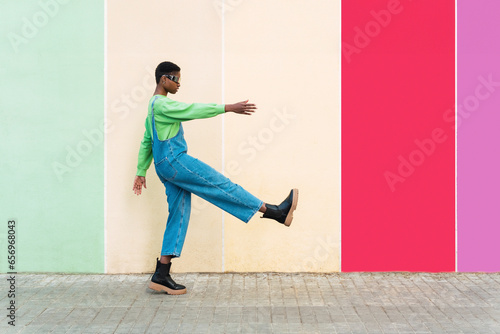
[150, 97, 263, 258]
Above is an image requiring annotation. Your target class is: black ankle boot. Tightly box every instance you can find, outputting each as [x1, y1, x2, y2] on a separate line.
[262, 189, 298, 226]
[148, 259, 186, 295]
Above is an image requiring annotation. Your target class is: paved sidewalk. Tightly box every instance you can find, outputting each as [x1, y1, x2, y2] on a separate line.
[1, 272, 499, 334]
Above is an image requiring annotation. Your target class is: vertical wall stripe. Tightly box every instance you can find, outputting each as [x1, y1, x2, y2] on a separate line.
[342, 0, 455, 271]
[457, 0, 500, 272]
[0, 0, 105, 273]
[103, 0, 108, 273]
[454, 0, 458, 273]
[339, 0, 343, 272]
[221, 1, 226, 273]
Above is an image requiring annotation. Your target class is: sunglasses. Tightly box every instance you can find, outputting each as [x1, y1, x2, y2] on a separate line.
[163, 74, 180, 84]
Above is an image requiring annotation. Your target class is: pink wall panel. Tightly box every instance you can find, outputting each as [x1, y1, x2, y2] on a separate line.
[457, 0, 500, 272]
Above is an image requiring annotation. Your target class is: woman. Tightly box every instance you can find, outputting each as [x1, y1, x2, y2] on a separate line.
[133, 61, 298, 295]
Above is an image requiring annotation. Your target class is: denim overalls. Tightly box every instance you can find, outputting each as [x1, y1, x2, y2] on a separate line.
[150, 96, 264, 257]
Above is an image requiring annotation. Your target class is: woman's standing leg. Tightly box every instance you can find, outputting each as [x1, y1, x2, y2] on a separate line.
[149, 181, 191, 295]
[160, 181, 191, 258]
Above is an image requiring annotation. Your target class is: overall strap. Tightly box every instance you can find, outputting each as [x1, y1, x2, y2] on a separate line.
[150, 96, 160, 143]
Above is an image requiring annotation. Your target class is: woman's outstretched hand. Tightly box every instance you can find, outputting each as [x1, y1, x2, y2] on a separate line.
[225, 100, 257, 115]
[133, 175, 147, 195]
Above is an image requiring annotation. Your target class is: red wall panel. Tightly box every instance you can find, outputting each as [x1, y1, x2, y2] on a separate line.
[342, 0, 455, 271]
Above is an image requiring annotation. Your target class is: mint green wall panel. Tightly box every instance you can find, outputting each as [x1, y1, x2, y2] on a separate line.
[0, 0, 104, 273]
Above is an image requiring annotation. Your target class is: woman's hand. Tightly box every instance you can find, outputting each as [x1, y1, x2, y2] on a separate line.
[225, 100, 257, 115]
[133, 176, 147, 195]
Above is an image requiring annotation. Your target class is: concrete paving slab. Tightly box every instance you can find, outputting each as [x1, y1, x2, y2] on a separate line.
[0, 273, 499, 333]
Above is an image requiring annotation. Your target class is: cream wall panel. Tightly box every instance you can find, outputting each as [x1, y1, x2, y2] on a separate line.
[224, 1, 340, 272]
[107, 1, 223, 273]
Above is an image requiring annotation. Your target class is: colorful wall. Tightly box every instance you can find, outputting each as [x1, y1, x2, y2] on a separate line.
[457, 0, 500, 272]
[342, 0, 456, 271]
[1, 0, 104, 273]
[1, 0, 498, 274]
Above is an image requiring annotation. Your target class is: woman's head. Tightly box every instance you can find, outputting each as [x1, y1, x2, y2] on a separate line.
[155, 61, 181, 84]
[155, 61, 181, 95]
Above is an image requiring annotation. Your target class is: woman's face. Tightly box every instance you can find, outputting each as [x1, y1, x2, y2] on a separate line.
[162, 71, 181, 94]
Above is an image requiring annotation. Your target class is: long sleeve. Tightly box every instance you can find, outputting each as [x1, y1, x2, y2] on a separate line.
[136, 118, 153, 177]
[154, 98, 225, 122]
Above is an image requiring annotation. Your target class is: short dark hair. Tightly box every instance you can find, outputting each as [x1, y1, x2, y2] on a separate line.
[155, 61, 181, 84]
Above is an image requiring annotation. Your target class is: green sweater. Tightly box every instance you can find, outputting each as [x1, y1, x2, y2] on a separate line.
[136, 95, 225, 176]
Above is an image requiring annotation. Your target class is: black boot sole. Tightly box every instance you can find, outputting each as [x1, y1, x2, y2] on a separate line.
[284, 188, 299, 227]
[148, 282, 187, 295]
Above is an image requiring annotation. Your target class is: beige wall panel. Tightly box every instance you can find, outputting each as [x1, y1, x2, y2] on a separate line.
[224, 1, 340, 272]
[106, 1, 224, 273]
